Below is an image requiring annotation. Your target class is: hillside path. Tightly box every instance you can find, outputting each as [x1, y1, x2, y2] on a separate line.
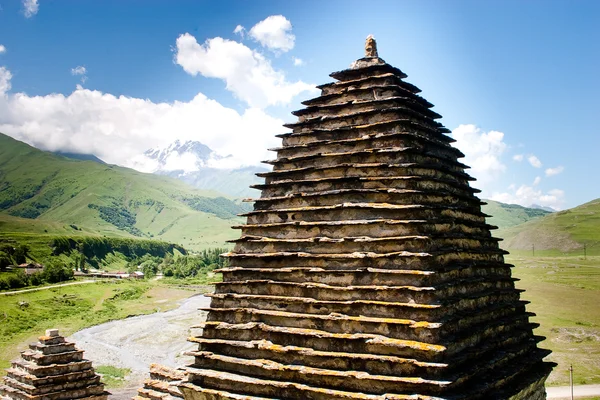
[547, 384, 600, 398]
[0, 279, 95, 295]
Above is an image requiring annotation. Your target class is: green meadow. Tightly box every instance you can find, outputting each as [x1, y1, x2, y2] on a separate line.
[509, 254, 600, 386]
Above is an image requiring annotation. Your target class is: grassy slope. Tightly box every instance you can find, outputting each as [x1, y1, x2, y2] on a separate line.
[0, 133, 242, 250]
[481, 199, 551, 229]
[509, 255, 600, 385]
[497, 198, 600, 256]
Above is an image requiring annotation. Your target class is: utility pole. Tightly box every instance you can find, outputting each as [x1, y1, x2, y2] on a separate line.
[569, 364, 574, 400]
[532, 244, 535, 257]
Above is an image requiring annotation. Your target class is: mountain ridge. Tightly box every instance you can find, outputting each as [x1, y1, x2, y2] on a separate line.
[496, 198, 600, 255]
[141, 139, 266, 198]
[0, 133, 243, 250]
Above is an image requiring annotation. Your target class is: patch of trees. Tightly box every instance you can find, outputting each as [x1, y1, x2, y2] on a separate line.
[0, 182, 43, 210]
[129, 199, 165, 214]
[88, 202, 143, 236]
[0, 260, 74, 290]
[162, 248, 228, 278]
[125, 247, 228, 279]
[50, 236, 186, 269]
[0, 243, 30, 271]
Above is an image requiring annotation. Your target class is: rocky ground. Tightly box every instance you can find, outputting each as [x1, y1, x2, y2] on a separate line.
[68, 294, 210, 399]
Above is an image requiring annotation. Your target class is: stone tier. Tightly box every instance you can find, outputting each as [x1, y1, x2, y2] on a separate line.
[180, 41, 553, 399]
[134, 364, 186, 400]
[0, 330, 108, 400]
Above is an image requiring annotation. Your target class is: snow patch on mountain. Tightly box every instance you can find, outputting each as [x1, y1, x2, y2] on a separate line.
[132, 140, 232, 175]
[133, 140, 267, 198]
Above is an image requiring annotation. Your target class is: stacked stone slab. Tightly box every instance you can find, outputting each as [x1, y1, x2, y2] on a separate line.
[135, 364, 186, 400]
[181, 37, 554, 400]
[0, 329, 108, 400]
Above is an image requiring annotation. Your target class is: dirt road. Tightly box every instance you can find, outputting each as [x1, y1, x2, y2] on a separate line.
[68, 294, 210, 398]
[0, 280, 95, 295]
[547, 384, 600, 399]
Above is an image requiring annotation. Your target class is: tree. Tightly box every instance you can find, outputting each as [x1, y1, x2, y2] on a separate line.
[42, 260, 74, 283]
[13, 244, 30, 264]
[0, 251, 12, 271]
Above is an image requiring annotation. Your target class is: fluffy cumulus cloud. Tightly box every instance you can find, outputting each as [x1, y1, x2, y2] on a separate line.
[513, 154, 523, 162]
[491, 186, 565, 210]
[0, 67, 284, 170]
[451, 124, 507, 190]
[292, 57, 304, 66]
[527, 154, 542, 168]
[248, 15, 295, 52]
[0, 45, 6, 54]
[533, 176, 541, 186]
[174, 33, 316, 108]
[545, 166, 564, 177]
[23, 0, 39, 18]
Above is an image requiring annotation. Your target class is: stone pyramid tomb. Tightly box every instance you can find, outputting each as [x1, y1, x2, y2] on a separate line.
[0, 329, 108, 400]
[180, 36, 554, 400]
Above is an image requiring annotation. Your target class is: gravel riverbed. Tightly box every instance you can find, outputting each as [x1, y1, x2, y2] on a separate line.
[68, 294, 210, 399]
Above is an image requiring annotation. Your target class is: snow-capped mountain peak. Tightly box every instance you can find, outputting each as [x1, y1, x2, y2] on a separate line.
[143, 140, 229, 174]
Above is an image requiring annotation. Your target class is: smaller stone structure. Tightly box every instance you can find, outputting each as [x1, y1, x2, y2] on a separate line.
[0, 329, 109, 400]
[134, 364, 185, 400]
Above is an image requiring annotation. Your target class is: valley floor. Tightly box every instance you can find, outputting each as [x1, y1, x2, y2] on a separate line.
[1, 254, 598, 392]
[69, 294, 210, 394]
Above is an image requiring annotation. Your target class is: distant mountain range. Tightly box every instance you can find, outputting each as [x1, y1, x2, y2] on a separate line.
[142, 140, 266, 198]
[0, 133, 245, 250]
[3, 132, 597, 256]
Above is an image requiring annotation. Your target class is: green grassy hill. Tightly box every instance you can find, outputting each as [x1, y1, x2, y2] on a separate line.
[481, 199, 551, 229]
[0, 133, 244, 250]
[497, 198, 600, 256]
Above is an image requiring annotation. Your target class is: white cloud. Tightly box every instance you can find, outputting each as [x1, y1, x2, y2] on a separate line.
[292, 57, 304, 66]
[0, 66, 284, 171]
[233, 25, 245, 38]
[491, 185, 565, 210]
[23, 0, 39, 18]
[71, 66, 86, 76]
[174, 33, 316, 108]
[162, 152, 200, 173]
[71, 66, 88, 84]
[0, 66, 12, 95]
[0, 45, 6, 54]
[451, 124, 507, 190]
[545, 166, 564, 177]
[533, 176, 541, 186]
[249, 15, 295, 52]
[528, 154, 542, 168]
[513, 154, 523, 162]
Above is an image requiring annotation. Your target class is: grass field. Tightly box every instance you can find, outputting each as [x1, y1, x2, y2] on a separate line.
[509, 254, 600, 386]
[0, 280, 197, 373]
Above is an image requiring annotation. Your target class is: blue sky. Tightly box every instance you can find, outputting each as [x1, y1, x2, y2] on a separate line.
[0, 0, 598, 209]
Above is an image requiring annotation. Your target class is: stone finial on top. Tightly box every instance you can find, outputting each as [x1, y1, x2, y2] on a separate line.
[365, 35, 378, 58]
[46, 328, 60, 337]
